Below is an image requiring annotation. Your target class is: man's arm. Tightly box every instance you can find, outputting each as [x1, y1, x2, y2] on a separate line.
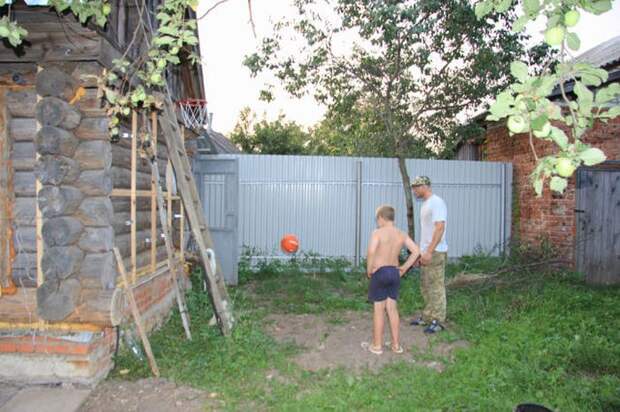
[420, 221, 445, 265]
[366, 231, 379, 278]
[427, 221, 445, 254]
[399, 236, 420, 276]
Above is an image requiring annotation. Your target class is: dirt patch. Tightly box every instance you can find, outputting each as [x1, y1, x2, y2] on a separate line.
[265, 311, 469, 373]
[79, 378, 221, 412]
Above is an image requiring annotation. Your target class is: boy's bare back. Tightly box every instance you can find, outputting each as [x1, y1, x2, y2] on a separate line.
[369, 226, 407, 273]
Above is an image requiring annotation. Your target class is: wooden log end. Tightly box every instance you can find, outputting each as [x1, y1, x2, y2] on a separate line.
[36, 67, 78, 101]
[36, 278, 81, 322]
[38, 185, 84, 218]
[36, 126, 79, 157]
[42, 246, 84, 281]
[35, 155, 81, 186]
[42, 216, 83, 247]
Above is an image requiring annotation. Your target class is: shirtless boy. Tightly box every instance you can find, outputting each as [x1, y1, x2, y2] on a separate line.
[365, 205, 420, 354]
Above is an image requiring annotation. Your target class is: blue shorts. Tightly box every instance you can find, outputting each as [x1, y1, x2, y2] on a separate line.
[368, 266, 400, 303]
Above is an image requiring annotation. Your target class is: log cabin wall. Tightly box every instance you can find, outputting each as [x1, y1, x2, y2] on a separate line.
[4, 82, 37, 289]
[0, 4, 199, 384]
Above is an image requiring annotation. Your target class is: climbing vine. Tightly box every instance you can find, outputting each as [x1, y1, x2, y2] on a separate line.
[475, 0, 620, 195]
[100, 0, 200, 137]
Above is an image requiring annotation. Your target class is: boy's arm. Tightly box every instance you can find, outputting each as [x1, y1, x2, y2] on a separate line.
[366, 231, 379, 278]
[399, 236, 420, 276]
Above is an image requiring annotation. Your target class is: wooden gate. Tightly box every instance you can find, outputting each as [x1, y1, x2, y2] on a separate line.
[576, 162, 620, 285]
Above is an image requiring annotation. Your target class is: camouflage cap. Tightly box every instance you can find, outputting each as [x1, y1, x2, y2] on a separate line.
[410, 176, 431, 187]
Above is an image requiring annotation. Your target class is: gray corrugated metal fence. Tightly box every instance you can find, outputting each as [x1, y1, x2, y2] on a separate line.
[196, 154, 512, 262]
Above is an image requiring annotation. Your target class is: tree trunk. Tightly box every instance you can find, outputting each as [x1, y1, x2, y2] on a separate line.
[397, 155, 415, 240]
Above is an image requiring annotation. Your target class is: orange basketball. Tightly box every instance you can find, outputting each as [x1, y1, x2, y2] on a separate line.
[280, 234, 299, 254]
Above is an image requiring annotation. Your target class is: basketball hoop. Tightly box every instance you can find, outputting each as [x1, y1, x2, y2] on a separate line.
[177, 98, 209, 130]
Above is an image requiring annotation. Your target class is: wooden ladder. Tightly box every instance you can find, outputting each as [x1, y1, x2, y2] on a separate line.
[142, 139, 192, 341]
[156, 93, 234, 336]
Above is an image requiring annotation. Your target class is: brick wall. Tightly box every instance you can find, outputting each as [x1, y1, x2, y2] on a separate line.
[483, 117, 620, 263]
[0, 267, 189, 385]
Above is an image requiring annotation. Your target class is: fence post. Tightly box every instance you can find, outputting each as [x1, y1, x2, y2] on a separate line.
[503, 163, 513, 256]
[354, 160, 363, 267]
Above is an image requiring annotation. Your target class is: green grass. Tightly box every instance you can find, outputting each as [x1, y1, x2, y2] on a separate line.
[112, 254, 620, 411]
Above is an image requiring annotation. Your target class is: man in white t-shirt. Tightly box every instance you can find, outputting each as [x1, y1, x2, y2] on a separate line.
[409, 176, 447, 334]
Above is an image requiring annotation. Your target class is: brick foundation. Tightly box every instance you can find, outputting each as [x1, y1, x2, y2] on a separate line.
[0, 267, 188, 385]
[483, 117, 620, 264]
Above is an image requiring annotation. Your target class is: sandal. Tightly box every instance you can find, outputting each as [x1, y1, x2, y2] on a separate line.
[391, 345, 404, 354]
[361, 341, 383, 355]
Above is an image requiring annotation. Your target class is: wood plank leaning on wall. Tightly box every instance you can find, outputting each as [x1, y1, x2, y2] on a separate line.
[0, 89, 17, 295]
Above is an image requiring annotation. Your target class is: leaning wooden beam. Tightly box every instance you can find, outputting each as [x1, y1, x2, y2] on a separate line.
[143, 138, 192, 340]
[111, 188, 179, 199]
[157, 93, 234, 336]
[131, 110, 137, 283]
[35, 68, 43, 287]
[0, 90, 16, 296]
[166, 162, 173, 249]
[113, 247, 160, 378]
[180, 126, 185, 263]
[150, 112, 158, 273]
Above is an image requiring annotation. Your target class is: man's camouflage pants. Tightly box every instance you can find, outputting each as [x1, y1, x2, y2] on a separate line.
[420, 252, 447, 323]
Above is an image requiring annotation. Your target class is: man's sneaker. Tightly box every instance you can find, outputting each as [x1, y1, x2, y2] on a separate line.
[410, 317, 426, 326]
[423, 320, 444, 334]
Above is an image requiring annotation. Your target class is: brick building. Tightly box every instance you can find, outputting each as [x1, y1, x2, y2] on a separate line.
[457, 36, 620, 284]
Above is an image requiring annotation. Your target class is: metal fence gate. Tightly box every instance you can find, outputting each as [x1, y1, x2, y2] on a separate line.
[193, 157, 239, 284]
[195, 154, 512, 279]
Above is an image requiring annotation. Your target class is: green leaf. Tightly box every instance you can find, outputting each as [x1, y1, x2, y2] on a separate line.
[153, 35, 175, 46]
[546, 14, 561, 29]
[580, 74, 601, 87]
[159, 26, 179, 36]
[599, 106, 620, 119]
[533, 177, 544, 196]
[588, 0, 612, 14]
[549, 127, 568, 149]
[576, 63, 608, 87]
[550, 176, 568, 193]
[511, 15, 529, 32]
[474, 1, 493, 19]
[566, 32, 580, 51]
[594, 83, 620, 104]
[510, 61, 529, 82]
[156, 12, 171, 23]
[523, 0, 540, 16]
[530, 114, 548, 131]
[105, 89, 117, 104]
[495, 0, 512, 13]
[579, 147, 606, 166]
[537, 75, 557, 97]
[574, 81, 593, 104]
[545, 102, 562, 120]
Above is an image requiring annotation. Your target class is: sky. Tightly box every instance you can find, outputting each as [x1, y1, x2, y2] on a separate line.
[197, 0, 620, 135]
